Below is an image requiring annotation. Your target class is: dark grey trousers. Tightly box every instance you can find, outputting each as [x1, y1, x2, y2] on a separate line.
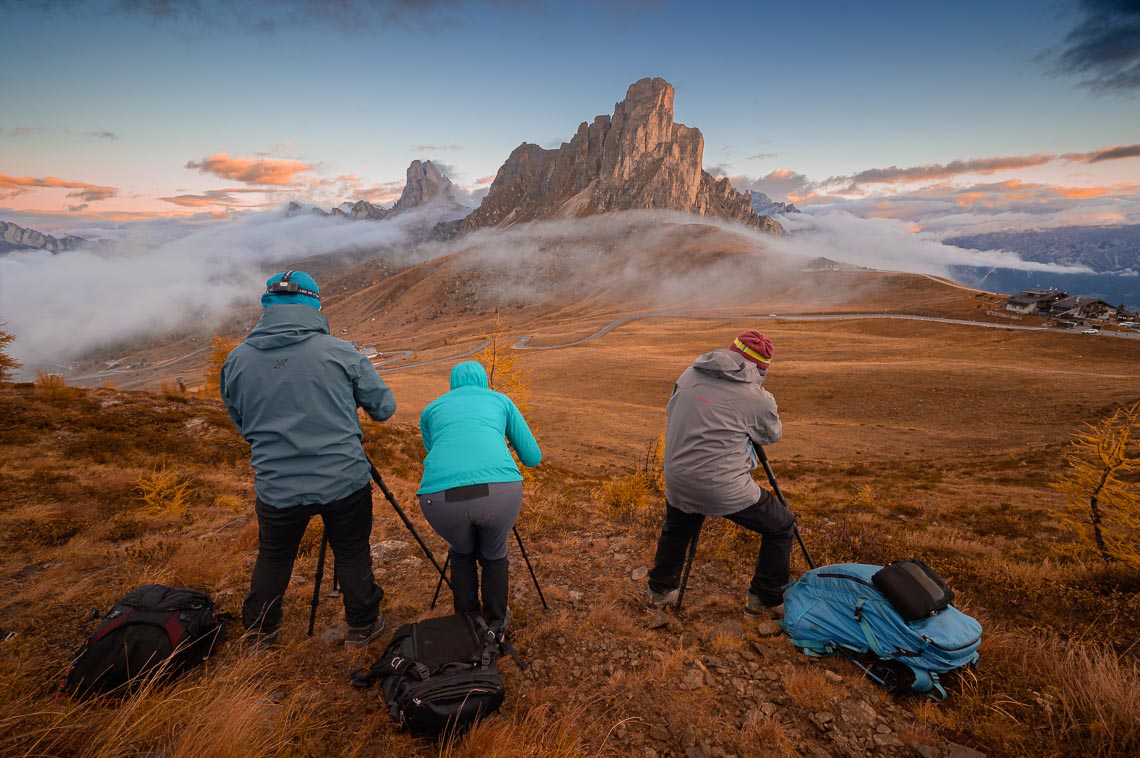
[243, 484, 383, 634]
[418, 481, 523, 625]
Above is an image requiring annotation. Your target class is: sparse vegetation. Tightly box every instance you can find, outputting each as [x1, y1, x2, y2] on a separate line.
[3, 307, 1140, 757]
[202, 334, 239, 397]
[0, 324, 19, 382]
[477, 308, 531, 419]
[1052, 400, 1140, 565]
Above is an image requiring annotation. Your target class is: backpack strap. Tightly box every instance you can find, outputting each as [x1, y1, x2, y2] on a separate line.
[853, 598, 889, 658]
[90, 608, 133, 644]
[909, 669, 948, 701]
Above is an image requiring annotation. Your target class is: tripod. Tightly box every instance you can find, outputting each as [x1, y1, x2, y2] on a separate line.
[428, 524, 549, 611]
[307, 461, 452, 637]
[674, 445, 815, 614]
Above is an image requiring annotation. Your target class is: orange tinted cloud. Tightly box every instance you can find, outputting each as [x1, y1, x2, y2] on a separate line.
[0, 173, 118, 202]
[1066, 142, 1140, 164]
[185, 153, 314, 186]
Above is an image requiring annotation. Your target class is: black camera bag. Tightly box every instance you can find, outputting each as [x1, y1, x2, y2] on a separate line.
[63, 584, 224, 698]
[352, 612, 504, 738]
[871, 559, 954, 621]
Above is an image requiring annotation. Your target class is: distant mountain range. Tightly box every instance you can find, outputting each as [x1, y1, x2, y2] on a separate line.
[750, 192, 800, 216]
[0, 221, 85, 254]
[292, 78, 783, 240]
[945, 224, 1140, 274]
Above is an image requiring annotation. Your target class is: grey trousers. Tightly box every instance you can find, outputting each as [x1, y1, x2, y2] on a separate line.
[419, 480, 523, 624]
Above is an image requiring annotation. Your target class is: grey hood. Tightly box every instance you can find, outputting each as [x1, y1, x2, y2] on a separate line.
[244, 304, 329, 351]
[691, 349, 766, 384]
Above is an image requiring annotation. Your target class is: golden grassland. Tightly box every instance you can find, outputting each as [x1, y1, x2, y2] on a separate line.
[2, 307, 1140, 757]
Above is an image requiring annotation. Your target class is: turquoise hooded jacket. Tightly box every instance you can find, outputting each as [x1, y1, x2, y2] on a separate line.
[221, 304, 396, 507]
[418, 361, 541, 494]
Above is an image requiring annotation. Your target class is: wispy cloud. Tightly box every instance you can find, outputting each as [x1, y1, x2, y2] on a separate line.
[185, 153, 315, 186]
[828, 154, 1056, 190]
[14, 0, 476, 32]
[0, 173, 118, 202]
[1072, 142, 1140, 163]
[770, 141, 1140, 194]
[84, 129, 117, 140]
[1048, 0, 1140, 93]
[747, 152, 777, 161]
[414, 144, 462, 151]
[6, 127, 49, 137]
[159, 187, 271, 208]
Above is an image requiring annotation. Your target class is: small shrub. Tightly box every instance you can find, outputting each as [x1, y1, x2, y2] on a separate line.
[34, 369, 78, 403]
[135, 465, 195, 518]
[0, 324, 19, 382]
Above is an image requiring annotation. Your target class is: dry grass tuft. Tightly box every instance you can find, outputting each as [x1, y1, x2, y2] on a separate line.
[782, 666, 844, 709]
[976, 631, 1140, 756]
[740, 711, 796, 755]
[4, 653, 325, 758]
[441, 700, 618, 758]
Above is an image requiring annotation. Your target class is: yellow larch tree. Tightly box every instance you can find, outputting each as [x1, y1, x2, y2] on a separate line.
[1051, 400, 1140, 565]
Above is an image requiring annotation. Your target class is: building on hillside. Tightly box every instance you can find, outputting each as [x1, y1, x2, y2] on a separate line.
[1050, 295, 1113, 321]
[1004, 288, 1066, 315]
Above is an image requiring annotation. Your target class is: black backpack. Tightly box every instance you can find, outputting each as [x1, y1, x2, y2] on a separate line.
[64, 584, 225, 698]
[351, 613, 507, 738]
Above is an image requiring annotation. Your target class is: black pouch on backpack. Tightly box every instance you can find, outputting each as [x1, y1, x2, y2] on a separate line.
[63, 584, 225, 698]
[872, 559, 954, 621]
[351, 612, 504, 738]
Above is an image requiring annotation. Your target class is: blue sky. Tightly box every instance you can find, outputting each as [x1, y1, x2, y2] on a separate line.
[1, 0, 1138, 229]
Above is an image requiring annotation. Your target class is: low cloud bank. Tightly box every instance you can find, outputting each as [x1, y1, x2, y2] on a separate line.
[771, 211, 1097, 276]
[0, 203, 457, 374]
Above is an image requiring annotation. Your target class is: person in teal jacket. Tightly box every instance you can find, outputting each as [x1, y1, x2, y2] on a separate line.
[418, 360, 541, 631]
[222, 270, 396, 649]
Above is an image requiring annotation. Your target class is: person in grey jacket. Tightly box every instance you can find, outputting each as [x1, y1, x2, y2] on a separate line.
[647, 330, 794, 617]
[221, 270, 396, 648]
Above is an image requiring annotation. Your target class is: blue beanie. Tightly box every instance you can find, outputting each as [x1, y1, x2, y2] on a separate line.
[261, 270, 322, 309]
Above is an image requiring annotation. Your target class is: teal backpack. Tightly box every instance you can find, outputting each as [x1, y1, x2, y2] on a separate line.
[780, 563, 982, 700]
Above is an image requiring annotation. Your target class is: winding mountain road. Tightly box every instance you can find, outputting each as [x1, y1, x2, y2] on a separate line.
[63, 311, 1138, 383]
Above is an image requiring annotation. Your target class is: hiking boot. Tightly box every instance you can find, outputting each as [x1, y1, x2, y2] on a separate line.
[647, 588, 679, 610]
[744, 593, 784, 619]
[489, 607, 512, 639]
[344, 613, 385, 649]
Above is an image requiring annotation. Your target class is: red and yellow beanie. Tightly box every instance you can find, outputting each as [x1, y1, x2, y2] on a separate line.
[728, 330, 774, 373]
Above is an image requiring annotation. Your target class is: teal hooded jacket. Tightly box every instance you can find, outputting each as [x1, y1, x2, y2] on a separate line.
[221, 304, 396, 507]
[418, 361, 541, 494]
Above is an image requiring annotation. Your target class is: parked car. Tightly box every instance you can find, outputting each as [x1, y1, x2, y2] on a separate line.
[1082, 328, 1100, 334]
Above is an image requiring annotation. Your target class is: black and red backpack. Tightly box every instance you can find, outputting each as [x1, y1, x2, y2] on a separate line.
[63, 584, 225, 698]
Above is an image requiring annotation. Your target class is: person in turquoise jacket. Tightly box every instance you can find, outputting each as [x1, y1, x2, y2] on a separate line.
[222, 270, 396, 649]
[418, 360, 541, 631]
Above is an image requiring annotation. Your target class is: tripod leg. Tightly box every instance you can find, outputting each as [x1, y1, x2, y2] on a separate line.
[307, 530, 328, 637]
[430, 553, 450, 610]
[675, 525, 701, 615]
[757, 446, 816, 570]
[368, 463, 452, 591]
[513, 526, 548, 610]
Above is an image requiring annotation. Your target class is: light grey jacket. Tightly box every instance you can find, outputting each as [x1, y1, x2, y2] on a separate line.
[221, 304, 396, 507]
[663, 349, 782, 515]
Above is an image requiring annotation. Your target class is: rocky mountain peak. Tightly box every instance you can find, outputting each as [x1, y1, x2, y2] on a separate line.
[391, 159, 458, 214]
[0, 220, 85, 254]
[463, 77, 782, 235]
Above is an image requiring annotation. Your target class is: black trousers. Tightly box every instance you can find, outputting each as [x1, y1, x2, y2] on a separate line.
[243, 483, 383, 634]
[648, 489, 795, 606]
